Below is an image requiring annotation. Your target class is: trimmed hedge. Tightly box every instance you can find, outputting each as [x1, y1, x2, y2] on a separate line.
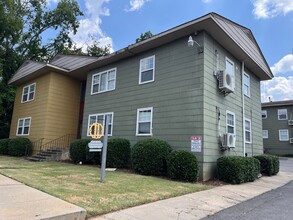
[167, 150, 199, 182]
[107, 138, 131, 168]
[254, 155, 279, 176]
[8, 137, 32, 156]
[0, 138, 10, 155]
[217, 156, 260, 184]
[69, 139, 100, 164]
[131, 138, 172, 176]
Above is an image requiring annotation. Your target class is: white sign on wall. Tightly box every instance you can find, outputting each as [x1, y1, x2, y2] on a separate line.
[191, 136, 202, 152]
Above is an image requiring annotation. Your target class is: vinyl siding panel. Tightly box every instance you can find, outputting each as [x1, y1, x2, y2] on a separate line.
[10, 72, 81, 152]
[82, 36, 205, 169]
[10, 73, 51, 143]
[262, 105, 293, 155]
[202, 33, 263, 179]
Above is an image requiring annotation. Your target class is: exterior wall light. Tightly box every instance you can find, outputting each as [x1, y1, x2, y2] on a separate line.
[188, 36, 203, 53]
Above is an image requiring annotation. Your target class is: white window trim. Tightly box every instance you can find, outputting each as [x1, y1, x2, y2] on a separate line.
[139, 55, 155, 85]
[262, 130, 268, 139]
[136, 107, 153, 136]
[278, 109, 288, 120]
[226, 110, 236, 135]
[91, 68, 117, 95]
[243, 72, 250, 97]
[262, 110, 267, 119]
[21, 83, 36, 103]
[87, 112, 114, 136]
[279, 129, 289, 141]
[245, 118, 252, 143]
[16, 117, 31, 136]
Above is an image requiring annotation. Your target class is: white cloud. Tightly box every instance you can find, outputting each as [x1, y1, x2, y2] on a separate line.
[270, 54, 293, 75]
[125, 0, 149, 12]
[261, 76, 293, 102]
[202, 0, 212, 3]
[252, 0, 293, 19]
[70, 0, 113, 52]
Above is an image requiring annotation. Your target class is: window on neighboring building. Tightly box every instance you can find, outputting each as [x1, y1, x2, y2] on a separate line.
[278, 109, 288, 120]
[225, 57, 235, 89]
[136, 107, 153, 135]
[91, 68, 116, 94]
[87, 113, 113, 136]
[245, 119, 252, 143]
[261, 110, 267, 119]
[139, 56, 155, 84]
[16, 117, 31, 136]
[279, 129, 289, 141]
[22, 83, 36, 103]
[226, 111, 236, 135]
[243, 73, 250, 97]
[262, 130, 268, 139]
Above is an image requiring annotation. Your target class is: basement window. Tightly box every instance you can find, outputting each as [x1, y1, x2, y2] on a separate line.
[16, 117, 31, 136]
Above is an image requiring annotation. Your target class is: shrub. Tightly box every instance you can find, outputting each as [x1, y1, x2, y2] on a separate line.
[8, 137, 32, 156]
[0, 138, 10, 155]
[167, 150, 199, 182]
[217, 156, 260, 184]
[131, 138, 172, 176]
[69, 139, 100, 164]
[107, 138, 131, 168]
[254, 155, 279, 176]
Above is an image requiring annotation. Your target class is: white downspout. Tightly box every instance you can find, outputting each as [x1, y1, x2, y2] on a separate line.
[242, 61, 246, 157]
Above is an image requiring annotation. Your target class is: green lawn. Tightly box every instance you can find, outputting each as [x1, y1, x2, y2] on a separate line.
[0, 156, 210, 218]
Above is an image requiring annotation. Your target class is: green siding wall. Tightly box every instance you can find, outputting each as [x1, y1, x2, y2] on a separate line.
[202, 33, 263, 179]
[82, 31, 264, 180]
[82, 36, 205, 173]
[263, 106, 293, 155]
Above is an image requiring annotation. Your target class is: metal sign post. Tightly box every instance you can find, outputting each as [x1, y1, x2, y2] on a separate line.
[100, 115, 109, 183]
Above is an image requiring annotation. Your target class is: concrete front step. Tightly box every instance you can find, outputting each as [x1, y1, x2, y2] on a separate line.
[28, 147, 69, 162]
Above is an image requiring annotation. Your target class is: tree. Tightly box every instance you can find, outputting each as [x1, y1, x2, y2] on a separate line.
[136, 31, 153, 43]
[0, 0, 84, 138]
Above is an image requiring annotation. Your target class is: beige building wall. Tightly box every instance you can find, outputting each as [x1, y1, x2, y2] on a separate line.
[10, 72, 81, 152]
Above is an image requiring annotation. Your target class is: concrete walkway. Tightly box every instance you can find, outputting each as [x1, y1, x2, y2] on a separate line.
[0, 174, 86, 220]
[93, 172, 293, 220]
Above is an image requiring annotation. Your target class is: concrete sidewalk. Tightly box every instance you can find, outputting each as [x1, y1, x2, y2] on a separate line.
[0, 174, 86, 220]
[93, 172, 293, 220]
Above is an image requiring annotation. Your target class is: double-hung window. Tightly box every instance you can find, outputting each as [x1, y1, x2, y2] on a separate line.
[139, 56, 155, 84]
[226, 111, 236, 135]
[22, 83, 36, 103]
[243, 73, 250, 97]
[261, 110, 267, 119]
[279, 129, 289, 141]
[245, 119, 252, 143]
[91, 68, 116, 94]
[136, 107, 153, 136]
[278, 109, 287, 120]
[87, 113, 113, 136]
[262, 130, 268, 139]
[16, 117, 31, 136]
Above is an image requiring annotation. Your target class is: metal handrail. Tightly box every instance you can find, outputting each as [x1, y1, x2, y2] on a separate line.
[38, 134, 76, 153]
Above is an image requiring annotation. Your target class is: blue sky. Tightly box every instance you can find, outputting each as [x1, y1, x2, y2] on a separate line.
[47, 0, 293, 102]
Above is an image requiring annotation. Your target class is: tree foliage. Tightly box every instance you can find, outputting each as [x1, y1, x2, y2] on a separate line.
[0, 0, 109, 138]
[136, 31, 153, 43]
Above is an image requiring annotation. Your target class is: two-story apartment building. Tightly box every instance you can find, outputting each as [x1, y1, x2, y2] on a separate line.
[262, 100, 293, 155]
[9, 13, 273, 180]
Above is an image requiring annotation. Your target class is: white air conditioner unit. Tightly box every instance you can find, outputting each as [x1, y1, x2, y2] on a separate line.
[222, 133, 236, 148]
[288, 120, 293, 126]
[290, 138, 293, 144]
[217, 70, 235, 93]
